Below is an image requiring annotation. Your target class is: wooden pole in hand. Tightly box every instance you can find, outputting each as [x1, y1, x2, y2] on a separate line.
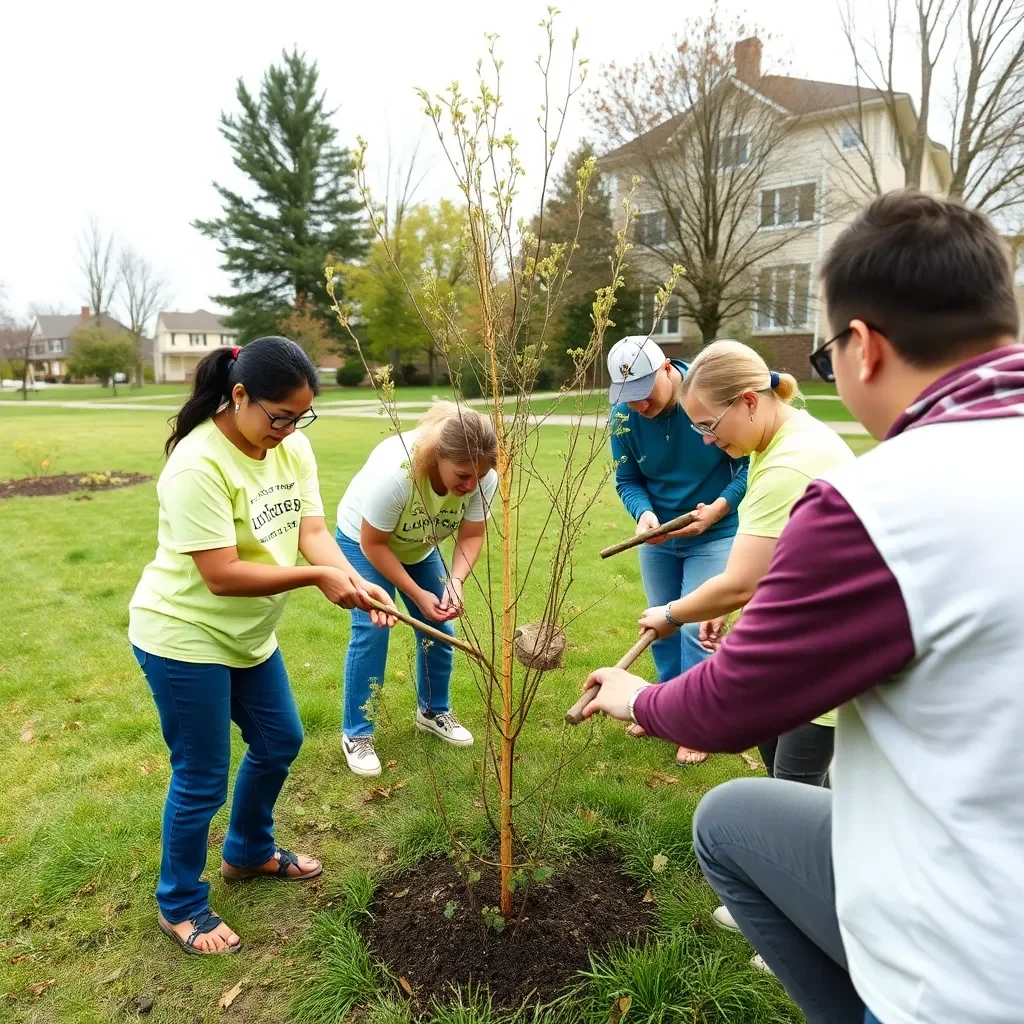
[564, 628, 660, 725]
[366, 597, 487, 663]
[599, 512, 696, 559]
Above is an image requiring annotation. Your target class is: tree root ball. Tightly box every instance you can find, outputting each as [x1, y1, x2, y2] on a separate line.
[513, 621, 567, 671]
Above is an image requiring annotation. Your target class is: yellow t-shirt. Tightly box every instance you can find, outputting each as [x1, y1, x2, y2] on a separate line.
[128, 419, 325, 668]
[738, 410, 855, 727]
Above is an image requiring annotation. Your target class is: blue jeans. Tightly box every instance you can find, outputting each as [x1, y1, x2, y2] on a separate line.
[131, 645, 303, 923]
[694, 778, 865, 1024]
[637, 534, 734, 681]
[336, 530, 454, 738]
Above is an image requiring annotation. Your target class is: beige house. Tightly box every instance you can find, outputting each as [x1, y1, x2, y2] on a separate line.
[601, 38, 953, 378]
[153, 310, 238, 382]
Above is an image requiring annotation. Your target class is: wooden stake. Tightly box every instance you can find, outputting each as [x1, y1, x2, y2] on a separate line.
[599, 512, 696, 559]
[564, 628, 660, 725]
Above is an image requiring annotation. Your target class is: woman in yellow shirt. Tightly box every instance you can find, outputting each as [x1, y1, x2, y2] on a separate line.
[128, 337, 395, 956]
[637, 340, 854, 780]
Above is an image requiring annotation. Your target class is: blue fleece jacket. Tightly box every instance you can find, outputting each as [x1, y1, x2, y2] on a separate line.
[610, 360, 748, 548]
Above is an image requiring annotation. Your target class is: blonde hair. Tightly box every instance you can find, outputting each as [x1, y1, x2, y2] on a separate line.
[411, 402, 498, 481]
[679, 340, 801, 408]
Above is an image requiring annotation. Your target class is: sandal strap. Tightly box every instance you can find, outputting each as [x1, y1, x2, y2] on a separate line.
[275, 848, 300, 876]
[185, 908, 223, 948]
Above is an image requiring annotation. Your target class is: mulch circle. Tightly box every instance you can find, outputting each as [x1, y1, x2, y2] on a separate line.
[362, 854, 655, 1012]
[0, 472, 151, 499]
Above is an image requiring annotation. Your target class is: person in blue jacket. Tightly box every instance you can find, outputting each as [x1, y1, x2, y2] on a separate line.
[607, 336, 747, 765]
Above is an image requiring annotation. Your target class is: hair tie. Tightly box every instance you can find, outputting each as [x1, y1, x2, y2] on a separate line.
[232, 346, 241, 359]
[769, 370, 780, 389]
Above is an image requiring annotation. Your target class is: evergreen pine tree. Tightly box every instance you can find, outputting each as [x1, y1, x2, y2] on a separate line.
[194, 49, 366, 342]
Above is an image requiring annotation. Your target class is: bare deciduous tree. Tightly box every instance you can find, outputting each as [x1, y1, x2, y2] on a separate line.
[0, 296, 36, 400]
[589, 12, 810, 343]
[119, 248, 168, 388]
[326, 15, 658, 917]
[78, 216, 117, 322]
[840, 0, 1024, 218]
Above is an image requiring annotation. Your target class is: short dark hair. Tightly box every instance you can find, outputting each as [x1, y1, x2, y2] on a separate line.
[165, 336, 319, 455]
[821, 190, 1019, 367]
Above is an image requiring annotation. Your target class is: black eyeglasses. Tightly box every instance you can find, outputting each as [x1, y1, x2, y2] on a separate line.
[809, 322, 883, 382]
[253, 397, 317, 431]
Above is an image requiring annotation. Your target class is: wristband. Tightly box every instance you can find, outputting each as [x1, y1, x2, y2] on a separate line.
[664, 604, 684, 627]
[627, 685, 649, 724]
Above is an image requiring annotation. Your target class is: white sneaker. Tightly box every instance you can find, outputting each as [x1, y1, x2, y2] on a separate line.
[415, 709, 473, 746]
[342, 734, 381, 776]
[712, 905, 742, 933]
[750, 953, 774, 975]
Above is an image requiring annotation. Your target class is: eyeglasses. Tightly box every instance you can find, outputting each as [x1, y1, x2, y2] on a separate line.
[253, 397, 317, 431]
[809, 322, 884, 382]
[690, 395, 741, 441]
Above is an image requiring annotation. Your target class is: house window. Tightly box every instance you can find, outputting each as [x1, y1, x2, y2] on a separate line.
[50, 339, 63, 353]
[221, 334, 236, 346]
[168, 333, 175, 347]
[760, 183, 816, 228]
[642, 292, 681, 336]
[756, 264, 812, 331]
[32, 343, 46, 356]
[189, 333, 207, 347]
[636, 210, 670, 247]
[720, 133, 750, 169]
[839, 125, 863, 151]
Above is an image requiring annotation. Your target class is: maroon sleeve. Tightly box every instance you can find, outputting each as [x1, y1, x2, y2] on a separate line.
[633, 480, 915, 752]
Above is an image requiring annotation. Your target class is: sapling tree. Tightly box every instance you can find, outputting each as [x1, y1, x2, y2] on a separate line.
[326, 10, 681, 915]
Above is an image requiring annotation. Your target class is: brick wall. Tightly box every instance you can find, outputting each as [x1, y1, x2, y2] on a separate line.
[660, 334, 819, 380]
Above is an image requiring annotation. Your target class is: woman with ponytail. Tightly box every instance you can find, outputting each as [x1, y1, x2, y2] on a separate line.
[334, 402, 498, 776]
[636, 340, 854, 781]
[129, 337, 396, 956]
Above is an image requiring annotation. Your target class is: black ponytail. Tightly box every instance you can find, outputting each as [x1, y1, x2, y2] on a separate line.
[165, 336, 320, 456]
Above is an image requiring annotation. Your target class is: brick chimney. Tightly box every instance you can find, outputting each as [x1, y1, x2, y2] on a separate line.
[80, 305, 90, 320]
[734, 37, 762, 82]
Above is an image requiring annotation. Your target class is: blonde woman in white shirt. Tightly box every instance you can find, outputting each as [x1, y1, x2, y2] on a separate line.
[334, 403, 499, 776]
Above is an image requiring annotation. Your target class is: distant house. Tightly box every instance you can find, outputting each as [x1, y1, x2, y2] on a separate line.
[29, 307, 132, 380]
[153, 310, 238, 382]
[600, 37, 953, 377]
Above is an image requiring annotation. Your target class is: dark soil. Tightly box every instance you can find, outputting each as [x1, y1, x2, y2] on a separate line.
[0, 471, 150, 499]
[362, 854, 655, 1011]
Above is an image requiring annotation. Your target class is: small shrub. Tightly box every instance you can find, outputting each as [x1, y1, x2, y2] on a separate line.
[11, 439, 64, 478]
[336, 356, 366, 387]
[143, 366, 155, 383]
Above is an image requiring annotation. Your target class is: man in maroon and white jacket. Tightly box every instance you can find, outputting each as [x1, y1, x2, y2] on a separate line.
[584, 191, 1024, 1024]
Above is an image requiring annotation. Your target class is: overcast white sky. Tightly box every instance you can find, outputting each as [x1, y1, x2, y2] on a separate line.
[1, 0, 904, 322]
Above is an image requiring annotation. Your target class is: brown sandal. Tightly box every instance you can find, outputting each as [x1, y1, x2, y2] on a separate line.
[221, 848, 323, 883]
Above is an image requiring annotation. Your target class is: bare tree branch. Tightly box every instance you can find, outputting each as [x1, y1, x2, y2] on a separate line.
[118, 248, 169, 388]
[78, 217, 117, 320]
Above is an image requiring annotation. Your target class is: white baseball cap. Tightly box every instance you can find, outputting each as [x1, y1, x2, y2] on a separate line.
[606, 336, 668, 404]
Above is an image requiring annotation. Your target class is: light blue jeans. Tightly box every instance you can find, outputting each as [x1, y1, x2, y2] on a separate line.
[336, 530, 454, 738]
[637, 533, 734, 681]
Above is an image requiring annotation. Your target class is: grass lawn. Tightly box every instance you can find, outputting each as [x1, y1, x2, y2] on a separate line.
[0, 407, 871, 1023]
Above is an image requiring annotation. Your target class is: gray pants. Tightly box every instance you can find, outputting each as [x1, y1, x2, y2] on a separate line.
[693, 778, 869, 1024]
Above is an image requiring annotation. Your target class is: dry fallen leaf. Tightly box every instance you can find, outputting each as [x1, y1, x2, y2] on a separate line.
[139, 763, 152, 776]
[472, 799, 483, 808]
[68, 696, 82, 703]
[391, 888, 410, 899]
[641, 889, 655, 903]
[100, 969, 123, 985]
[386, 759, 398, 769]
[580, 809, 596, 821]
[652, 854, 669, 874]
[26, 979, 55, 997]
[609, 994, 632, 1024]
[62, 721, 83, 731]
[645, 772, 680, 789]
[375, 849, 392, 863]
[9, 953, 29, 965]
[740, 751, 763, 772]
[19, 728, 34, 744]
[398, 976, 414, 998]
[76, 882, 95, 896]
[218, 981, 244, 1009]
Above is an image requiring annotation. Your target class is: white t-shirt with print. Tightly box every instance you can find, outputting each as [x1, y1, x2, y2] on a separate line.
[337, 430, 498, 564]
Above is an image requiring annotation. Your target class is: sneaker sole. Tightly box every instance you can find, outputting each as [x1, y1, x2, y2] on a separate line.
[344, 759, 382, 777]
[712, 913, 742, 934]
[414, 719, 474, 746]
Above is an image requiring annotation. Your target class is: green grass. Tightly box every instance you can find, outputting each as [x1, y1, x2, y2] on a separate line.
[0, 407, 871, 1022]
